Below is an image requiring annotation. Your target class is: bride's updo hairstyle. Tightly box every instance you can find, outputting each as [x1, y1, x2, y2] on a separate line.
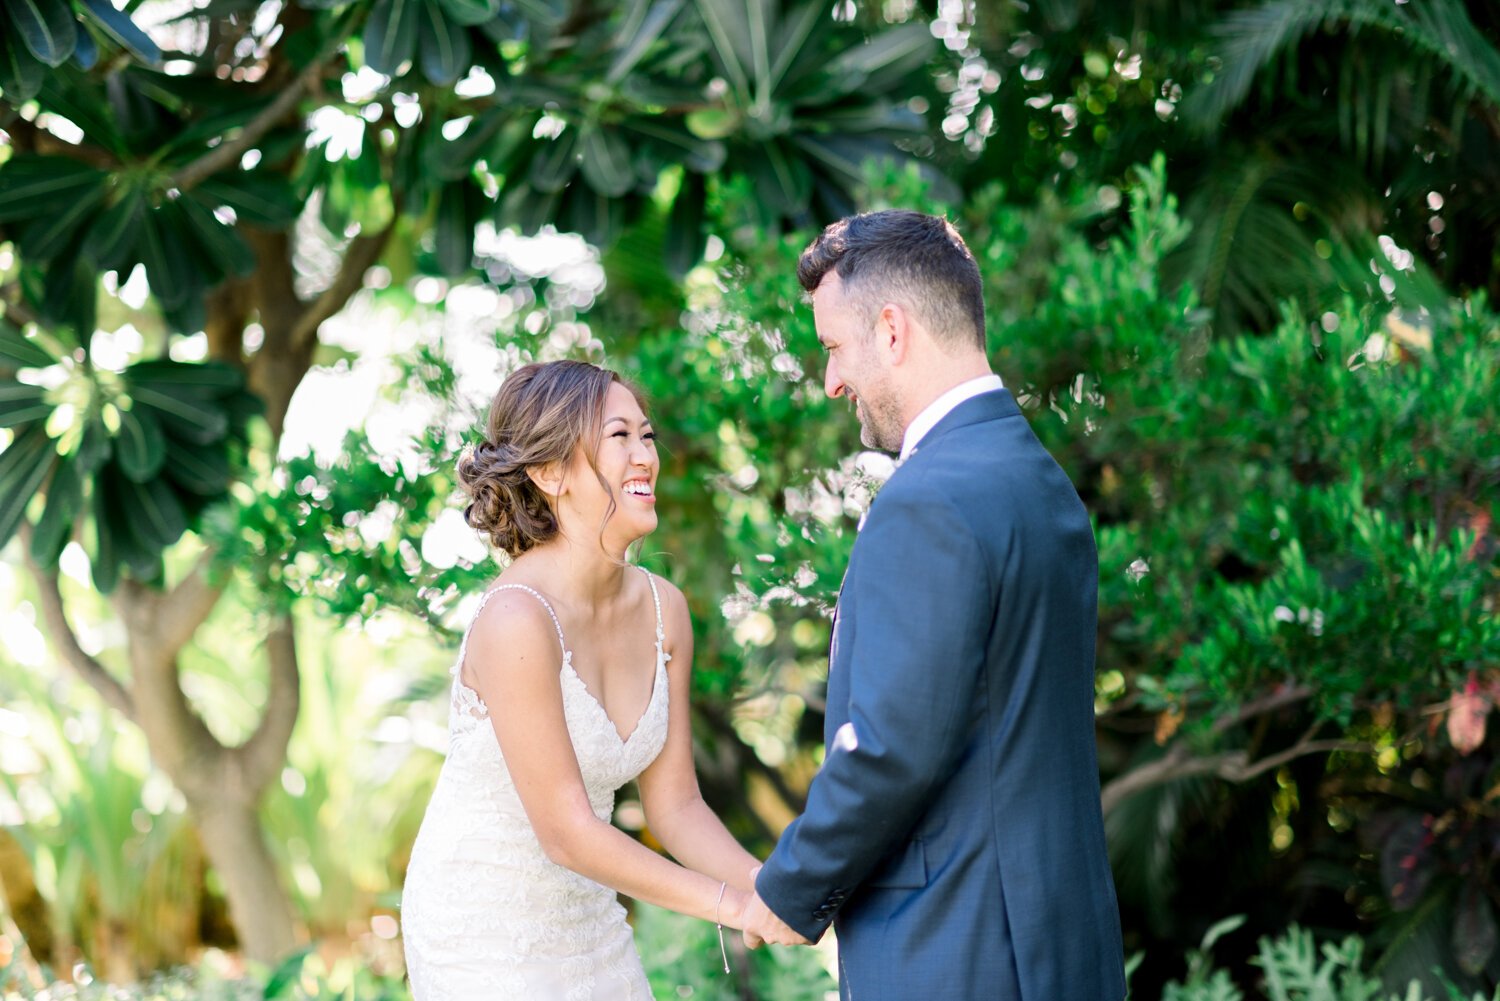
[458, 360, 645, 557]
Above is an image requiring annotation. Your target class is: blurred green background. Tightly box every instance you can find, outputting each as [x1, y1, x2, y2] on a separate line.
[0, 0, 1497, 998]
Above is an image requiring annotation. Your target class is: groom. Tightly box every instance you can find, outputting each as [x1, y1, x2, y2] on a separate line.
[741, 211, 1126, 1000]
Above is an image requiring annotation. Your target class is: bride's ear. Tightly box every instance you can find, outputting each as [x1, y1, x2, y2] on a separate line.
[526, 461, 567, 500]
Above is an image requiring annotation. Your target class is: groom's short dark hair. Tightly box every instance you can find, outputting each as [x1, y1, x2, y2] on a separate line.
[797, 210, 986, 351]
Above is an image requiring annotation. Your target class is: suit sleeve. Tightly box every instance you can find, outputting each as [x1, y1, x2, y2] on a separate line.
[755, 486, 996, 941]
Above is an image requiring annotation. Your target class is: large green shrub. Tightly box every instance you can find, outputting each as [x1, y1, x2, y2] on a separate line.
[670, 158, 1498, 989]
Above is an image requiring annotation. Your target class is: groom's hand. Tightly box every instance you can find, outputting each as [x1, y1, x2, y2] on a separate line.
[740, 892, 809, 948]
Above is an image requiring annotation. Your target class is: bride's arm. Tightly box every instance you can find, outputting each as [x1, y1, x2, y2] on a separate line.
[636, 581, 762, 893]
[469, 591, 750, 926]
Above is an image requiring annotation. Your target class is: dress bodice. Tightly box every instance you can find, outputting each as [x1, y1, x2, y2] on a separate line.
[401, 567, 670, 1000]
[446, 570, 672, 813]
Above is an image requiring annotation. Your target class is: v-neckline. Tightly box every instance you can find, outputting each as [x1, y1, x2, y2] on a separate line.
[560, 647, 666, 747]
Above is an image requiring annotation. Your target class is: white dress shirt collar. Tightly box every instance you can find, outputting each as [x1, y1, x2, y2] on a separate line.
[899, 374, 1005, 461]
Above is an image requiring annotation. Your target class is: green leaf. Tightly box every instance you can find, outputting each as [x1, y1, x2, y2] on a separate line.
[262, 946, 316, 999]
[0, 321, 60, 368]
[0, 26, 46, 101]
[0, 423, 56, 550]
[623, 120, 725, 173]
[364, 0, 421, 76]
[767, 0, 823, 93]
[497, 182, 560, 236]
[433, 0, 496, 28]
[0, 156, 110, 224]
[1455, 881, 1498, 975]
[0, 381, 52, 427]
[821, 20, 933, 96]
[131, 385, 230, 444]
[38, 71, 129, 156]
[75, 415, 110, 477]
[558, 186, 626, 248]
[39, 251, 99, 337]
[114, 405, 166, 482]
[432, 182, 475, 276]
[30, 455, 81, 568]
[78, 0, 162, 64]
[70, 25, 97, 68]
[84, 189, 147, 271]
[127, 359, 245, 396]
[2, 0, 78, 67]
[116, 473, 186, 549]
[197, 172, 300, 228]
[664, 170, 705, 278]
[162, 436, 230, 495]
[527, 125, 581, 194]
[19, 179, 109, 261]
[693, 0, 752, 102]
[417, 0, 470, 86]
[137, 203, 201, 309]
[177, 195, 256, 279]
[90, 479, 121, 593]
[606, 0, 683, 85]
[578, 125, 636, 198]
[748, 139, 811, 217]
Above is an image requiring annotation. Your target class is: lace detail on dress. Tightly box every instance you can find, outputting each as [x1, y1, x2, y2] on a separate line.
[402, 568, 671, 1001]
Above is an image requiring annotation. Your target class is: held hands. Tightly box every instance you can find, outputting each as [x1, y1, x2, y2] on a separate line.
[739, 891, 810, 949]
[718, 862, 808, 950]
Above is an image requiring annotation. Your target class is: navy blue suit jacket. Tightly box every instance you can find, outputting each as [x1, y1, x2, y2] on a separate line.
[756, 389, 1126, 1000]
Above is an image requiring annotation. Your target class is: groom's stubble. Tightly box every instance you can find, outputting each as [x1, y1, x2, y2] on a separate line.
[855, 388, 905, 453]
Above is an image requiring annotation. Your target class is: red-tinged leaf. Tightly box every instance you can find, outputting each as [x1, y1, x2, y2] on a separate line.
[1455, 881, 1499, 975]
[1449, 673, 1489, 756]
[1465, 506, 1492, 562]
[1379, 814, 1434, 910]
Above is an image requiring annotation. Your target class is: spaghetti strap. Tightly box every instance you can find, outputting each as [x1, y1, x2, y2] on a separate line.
[457, 583, 568, 673]
[635, 566, 668, 656]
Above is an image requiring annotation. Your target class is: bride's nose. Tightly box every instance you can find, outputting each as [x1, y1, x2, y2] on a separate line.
[628, 438, 655, 467]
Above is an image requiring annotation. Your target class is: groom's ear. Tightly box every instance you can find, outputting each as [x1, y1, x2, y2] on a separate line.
[878, 302, 913, 365]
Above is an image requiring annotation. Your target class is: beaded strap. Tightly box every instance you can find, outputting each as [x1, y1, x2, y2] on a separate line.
[637, 567, 665, 646]
[457, 583, 568, 673]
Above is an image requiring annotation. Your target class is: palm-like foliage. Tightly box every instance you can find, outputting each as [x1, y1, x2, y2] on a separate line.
[1177, 0, 1500, 332]
[943, 0, 1498, 333]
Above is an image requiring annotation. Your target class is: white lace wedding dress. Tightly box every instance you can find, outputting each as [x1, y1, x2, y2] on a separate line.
[401, 568, 671, 1000]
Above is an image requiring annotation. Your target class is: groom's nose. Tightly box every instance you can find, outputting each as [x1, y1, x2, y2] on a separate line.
[823, 359, 846, 400]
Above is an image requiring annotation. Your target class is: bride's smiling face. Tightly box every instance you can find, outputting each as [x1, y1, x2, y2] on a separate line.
[557, 381, 659, 550]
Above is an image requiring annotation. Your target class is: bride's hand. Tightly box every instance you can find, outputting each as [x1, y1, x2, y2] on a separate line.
[720, 886, 753, 930]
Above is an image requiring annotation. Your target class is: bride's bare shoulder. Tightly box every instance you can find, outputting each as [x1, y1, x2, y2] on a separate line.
[465, 584, 566, 679]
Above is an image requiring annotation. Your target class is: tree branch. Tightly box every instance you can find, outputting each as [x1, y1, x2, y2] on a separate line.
[1100, 745, 1235, 816]
[1210, 683, 1314, 736]
[1101, 733, 1376, 816]
[156, 549, 229, 657]
[170, 64, 319, 191]
[19, 526, 136, 721]
[236, 614, 301, 795]
[0, 285, 41, 329]
[289, 220, 396, 353]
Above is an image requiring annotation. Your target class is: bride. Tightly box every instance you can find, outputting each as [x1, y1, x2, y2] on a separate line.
[401, 360, 763, 999]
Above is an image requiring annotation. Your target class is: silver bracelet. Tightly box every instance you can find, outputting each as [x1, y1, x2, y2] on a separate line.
[715, 880, 730, 974]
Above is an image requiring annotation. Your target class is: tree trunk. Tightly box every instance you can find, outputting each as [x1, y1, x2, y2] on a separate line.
[192, 796, 299, 964]
[21, 208, 390, 968]
[0, 828, 53, 969]
[116, 586, 304, 966]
